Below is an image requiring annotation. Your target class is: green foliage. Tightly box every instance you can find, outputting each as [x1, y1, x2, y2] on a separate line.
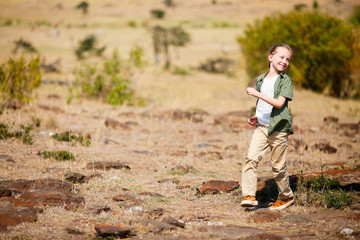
[52, 131, 91, 146]
[13, 38, 38, 54]
[199, 57, 234, 74]
[40, 150, 75, 161]
[350, 5, 360, 26]
[164, 0, 174, 7]
[324, 189, 352, 209]
[0, 122, 33, 144]
[238, 11, 359, 98]
[71, 47, 146, 106]
[296, 174, 352, 209]
[74, 34, 106, 60]
[76, 1, 89, 14]
[313, 0, 318, 10]
[152, 25, 191, 68]
[0, 56, 42, 103]
[151, 9, 166, 19]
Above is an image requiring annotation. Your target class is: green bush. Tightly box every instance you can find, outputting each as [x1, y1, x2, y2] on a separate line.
[0, 122, 34, 144]
[70, 46, 145, 106]
[52, 131, 91, 146]
[238, 11, 359, 98]
[296, 174, 352, 209]
[74, 34, 106, 60]
[12, 38, 38, 54]
[40, 150, 75, 161]
[350, 5, 360, 26]
[199, 57, 234, 74]
[151, 9, 166, 19]
[0, 56, 42, 103]
[76, 1, 89, 14]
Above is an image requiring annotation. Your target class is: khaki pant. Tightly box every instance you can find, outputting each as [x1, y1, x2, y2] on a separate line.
[241, 125, 293, 199]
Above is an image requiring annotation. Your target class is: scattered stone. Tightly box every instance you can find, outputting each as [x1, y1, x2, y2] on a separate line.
[94, 224, 133, 238]
[313, 141, 337, 153]
[243, 233, 284, 240]
[340, 228, 354, 236]
[1, 189, 85, 211]
[104, 137, 119, 145]
[157, 109, 209, 123]
[252, 209, 282, 223]
[338, 123, 359, 131]
[64, 172, 86, 184]
[126, 206, 143, 213]
[132, 150, 156, 155]
[104, 118, 129, 129]
[161, 216, 185, 228]
[197, 180, 239, 194]
[37, 104, 65, 113]
[86, 161, 130, 171]
[0, 178, 75, 195]
[324, 116, 339, 124]
[113, 194, 136, 202]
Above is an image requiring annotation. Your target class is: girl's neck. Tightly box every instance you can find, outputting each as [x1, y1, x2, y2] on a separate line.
[266, 68, 280, 78]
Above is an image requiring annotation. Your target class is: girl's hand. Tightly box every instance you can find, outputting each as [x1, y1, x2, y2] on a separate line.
[246, 87, 259, 98]
[248, 115, 258, 127]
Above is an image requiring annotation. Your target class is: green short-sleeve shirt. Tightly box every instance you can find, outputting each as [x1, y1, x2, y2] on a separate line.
[255, 71, 294, 136]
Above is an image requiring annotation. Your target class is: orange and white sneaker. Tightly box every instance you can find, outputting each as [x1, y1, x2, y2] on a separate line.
[269, 197, 294, 211]
[240, 195, 258, 207]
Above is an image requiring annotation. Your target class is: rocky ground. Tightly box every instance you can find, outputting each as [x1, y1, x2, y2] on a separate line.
[0, 85, 359, 239]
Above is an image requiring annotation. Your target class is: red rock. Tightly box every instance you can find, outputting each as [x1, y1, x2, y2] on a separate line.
[197, 180, 239, 194]
[253, 209, 282, 223]
[94, 224, 132, 238]
[2, 190, 85, 211]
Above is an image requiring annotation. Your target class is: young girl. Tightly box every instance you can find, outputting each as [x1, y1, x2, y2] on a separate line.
[240, 44, 294, 211]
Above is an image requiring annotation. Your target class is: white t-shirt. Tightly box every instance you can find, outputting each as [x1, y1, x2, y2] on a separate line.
[256, 75, 278, 126]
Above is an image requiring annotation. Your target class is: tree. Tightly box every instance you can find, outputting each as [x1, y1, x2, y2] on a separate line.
[152, 25, 190, 69]
[76, 1, 89, 15]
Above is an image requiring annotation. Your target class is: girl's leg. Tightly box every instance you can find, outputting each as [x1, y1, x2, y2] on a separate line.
[241, 125, 269, 197]
[269, 131, 293, 199]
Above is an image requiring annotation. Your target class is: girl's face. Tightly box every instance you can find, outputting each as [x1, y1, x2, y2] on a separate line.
[268, 47, 291, 73]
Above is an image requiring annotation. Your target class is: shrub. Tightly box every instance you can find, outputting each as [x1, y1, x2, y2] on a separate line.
[40, 150, 75, 161]
[70, 46, 145, 105]
[151, 9, 165, 19]
[74, 34, 106, 60]
[0, 56, 42, 103]
[199, 57, 234, 74]
[0, 122, 34, 144]
[52, 131, 91, 146]
[163, 0, 174, 7]
[76, 1, 89, 14]
[12, 38, 38, 54]
[238, 11, 358, 98]
[350, 5, 360, 26]
[296, 174, 352, 209]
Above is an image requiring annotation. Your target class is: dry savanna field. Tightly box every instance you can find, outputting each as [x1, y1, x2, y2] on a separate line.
[1, 0, 360, 239]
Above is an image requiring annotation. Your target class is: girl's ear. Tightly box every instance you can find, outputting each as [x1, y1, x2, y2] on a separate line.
[268, 54, 273, 62]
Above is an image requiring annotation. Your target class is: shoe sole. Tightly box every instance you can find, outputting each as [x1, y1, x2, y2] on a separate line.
[241, 200, 258, 207]
[269, 199, 294, 211]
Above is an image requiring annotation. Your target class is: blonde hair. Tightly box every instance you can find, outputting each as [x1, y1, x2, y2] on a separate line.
[269, 43, 292, 55]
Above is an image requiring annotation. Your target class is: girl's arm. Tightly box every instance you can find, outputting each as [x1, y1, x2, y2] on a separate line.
[246, 87, 286, 109]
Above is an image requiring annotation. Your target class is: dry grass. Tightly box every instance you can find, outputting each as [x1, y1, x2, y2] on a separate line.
[1, 0, 360, 239]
